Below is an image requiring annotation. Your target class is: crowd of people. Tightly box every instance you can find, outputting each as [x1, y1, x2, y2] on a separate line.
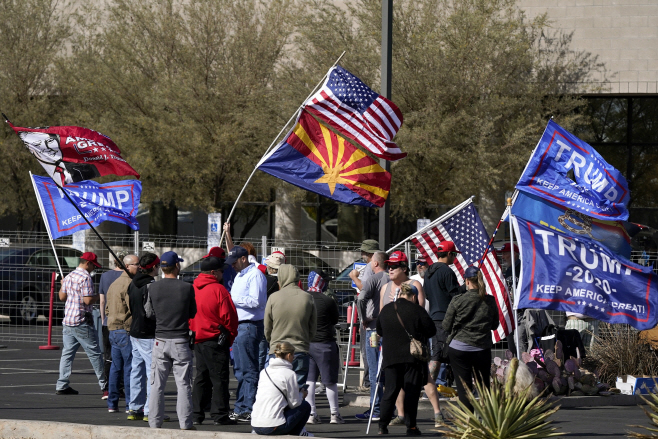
[55, 231, 568, 435]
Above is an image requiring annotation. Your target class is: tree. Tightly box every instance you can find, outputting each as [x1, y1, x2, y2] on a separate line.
[293, 0, 603, 222]
[0, 0, 73, 228]
[61, 0, 298, 215]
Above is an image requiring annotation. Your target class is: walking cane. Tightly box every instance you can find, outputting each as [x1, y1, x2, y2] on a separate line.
[366, 348, 384, 434]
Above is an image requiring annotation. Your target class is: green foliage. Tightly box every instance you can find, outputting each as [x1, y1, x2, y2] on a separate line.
[295, 0, 602, 219]
[443, 358, 565, 439]
[0, 0, 73, 226]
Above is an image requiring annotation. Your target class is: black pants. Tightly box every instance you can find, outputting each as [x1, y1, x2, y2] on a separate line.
[102, 326, 111, 391]
[448, 347, 491, 412]
[193, 341, 231, 423]
[379, 362, 426, 429]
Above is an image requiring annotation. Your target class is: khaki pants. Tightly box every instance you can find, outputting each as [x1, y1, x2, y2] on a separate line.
[149, 338, 193, 429]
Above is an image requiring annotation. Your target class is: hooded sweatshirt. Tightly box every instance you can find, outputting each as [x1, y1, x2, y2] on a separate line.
[264, 264, 317, 353]
[128, 273, 156, 339]
[189, 273, 239, 345]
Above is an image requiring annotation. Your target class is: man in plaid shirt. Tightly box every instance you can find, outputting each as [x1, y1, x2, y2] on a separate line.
[55, 252, 108, 395]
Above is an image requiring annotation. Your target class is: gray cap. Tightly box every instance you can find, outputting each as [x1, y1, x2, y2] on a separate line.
[360, 239, 381, 253]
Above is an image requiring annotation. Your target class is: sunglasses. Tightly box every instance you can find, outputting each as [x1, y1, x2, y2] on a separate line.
[388, 264, 402, 270]
[450, 252, 458, 257]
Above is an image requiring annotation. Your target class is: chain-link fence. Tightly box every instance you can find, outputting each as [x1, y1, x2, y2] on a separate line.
[1, 229, 656, 364]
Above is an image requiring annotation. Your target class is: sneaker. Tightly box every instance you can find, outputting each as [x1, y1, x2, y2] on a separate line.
[299, 427, 315, 437]
[143, 415, 170, 422]
[435, 412, 447, 428]
[193, 420, 202, 425]
[127, 411, 144, 420]
[406, 427, 422, 436]
[378, 426, 389, 435]
[390, 416, 405, 426]
[237, 413, 251, 423]
[355, 410, 380, 421]
[101, 390, 109, 400]
[108, 408, 118, 413]
[307, 413, 322, 424]
[330, 413, 345, 424]
[56, 387, 78, 395]
[228, 411, 239, 421]
[214, 418, 237, 425]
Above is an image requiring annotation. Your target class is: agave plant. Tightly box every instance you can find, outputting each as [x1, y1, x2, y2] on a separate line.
[627, 381, 658, 438]
[442, 358, 566, 439]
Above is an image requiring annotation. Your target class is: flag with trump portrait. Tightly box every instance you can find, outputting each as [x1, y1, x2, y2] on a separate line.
[5, 118, 140, 185]
[258, 111, 391, 208]
[410, 200, 515, 342]
[303, 65, 406, 161]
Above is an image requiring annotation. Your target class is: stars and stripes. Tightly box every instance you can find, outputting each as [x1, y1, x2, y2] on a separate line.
[411, 202, 514, 342]
[303, 65, 407, 161]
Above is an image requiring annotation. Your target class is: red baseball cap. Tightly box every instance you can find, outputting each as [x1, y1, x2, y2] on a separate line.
[271, 250, 286, 262]
[500, 243, 519, 253]
[81, 252, 101, 268]
[438, 241, 460, 254]
[204, 247, 226, 259]
[385, 251, 408, 265]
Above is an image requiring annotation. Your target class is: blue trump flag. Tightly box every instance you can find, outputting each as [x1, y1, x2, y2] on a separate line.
[511, 192, 632, 258]
[516, 120, 630, 221]
[513, 216, 658, 330]
[32, 175, 141, 239]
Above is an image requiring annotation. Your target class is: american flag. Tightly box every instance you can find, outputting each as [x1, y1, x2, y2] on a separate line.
[304, 65, 407, 161]
[411, 202, 514, 342]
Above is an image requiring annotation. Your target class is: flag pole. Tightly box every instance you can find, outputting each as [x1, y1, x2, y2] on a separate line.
[386, 196, 475, 253]
[219, 51, 346, 247]
[3, 114, 129, 274]
[29, 172, 65, 280]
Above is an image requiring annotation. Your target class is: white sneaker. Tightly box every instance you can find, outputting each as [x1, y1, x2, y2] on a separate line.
[307, 413, 322, 424]
[300, 427, 315, 436]
[330, 413, 345, 424]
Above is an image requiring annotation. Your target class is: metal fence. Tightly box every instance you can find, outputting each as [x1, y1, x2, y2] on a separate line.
[1, 229, 656, 363]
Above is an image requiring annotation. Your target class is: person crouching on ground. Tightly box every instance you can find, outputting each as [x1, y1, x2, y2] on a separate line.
[251, 342, 313, 436]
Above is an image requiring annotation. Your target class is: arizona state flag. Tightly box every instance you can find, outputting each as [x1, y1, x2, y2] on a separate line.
[258, 111, 391, 208]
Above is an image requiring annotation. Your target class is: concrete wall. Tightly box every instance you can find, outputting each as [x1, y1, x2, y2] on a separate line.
[517, 0, 658, 94]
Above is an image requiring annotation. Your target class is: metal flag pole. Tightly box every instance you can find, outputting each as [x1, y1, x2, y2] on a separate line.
[219, 51, 346, 246]
[4, 114, 129, 274]
[366, 350, 384, 435]
[29, 172, 65, 280]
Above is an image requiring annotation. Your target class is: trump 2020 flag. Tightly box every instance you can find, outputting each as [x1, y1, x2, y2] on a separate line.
[258, 111, 391, 208]
[512, 192, 632, 258]
[516, 120, 630, 221]
[32, 175, 141, 239]
[8, 120, 140, 185]
[411, 201, 514, 342]
[303, 65, 406, 161]
[513, 216, 658, 330]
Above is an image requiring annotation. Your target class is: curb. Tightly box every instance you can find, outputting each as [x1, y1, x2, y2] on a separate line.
[343, 392, 648, 409]
[0, 419, 258, 439]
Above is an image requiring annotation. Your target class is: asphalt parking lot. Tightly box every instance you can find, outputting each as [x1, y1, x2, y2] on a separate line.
[0, 340, 653, 438]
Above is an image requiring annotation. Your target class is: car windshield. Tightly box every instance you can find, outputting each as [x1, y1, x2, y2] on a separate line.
[0, 249, 22, 264]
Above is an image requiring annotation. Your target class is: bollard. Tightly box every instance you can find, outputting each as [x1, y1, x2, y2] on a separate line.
[39, 272, 60, 350]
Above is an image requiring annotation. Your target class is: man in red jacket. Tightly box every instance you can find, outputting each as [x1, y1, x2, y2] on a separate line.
[189, 257, 239, 425]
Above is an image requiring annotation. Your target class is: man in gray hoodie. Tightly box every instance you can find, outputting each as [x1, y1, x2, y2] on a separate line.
[264, 264, 317, 388]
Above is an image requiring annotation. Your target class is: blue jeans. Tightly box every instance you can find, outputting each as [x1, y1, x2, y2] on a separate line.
[366, 329, 382, 417]
[253, 400, 312, 436]
[129, 337, 153, 415]
[108, 329, 132, 410]
[267, 352, 310, 389]
[92, 308, 103, 353]
[233, 321, 263, 415]
[258, 334, 268, 371]
[57, 323, 107, 391]
[436, 363, 448, 386]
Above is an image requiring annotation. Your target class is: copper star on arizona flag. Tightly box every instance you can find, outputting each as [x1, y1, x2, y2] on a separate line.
[258, 111, 391, 208]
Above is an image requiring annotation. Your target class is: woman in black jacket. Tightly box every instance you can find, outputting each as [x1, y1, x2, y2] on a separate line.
[376, 284, 436, 436]
[443, 266, 499, 412]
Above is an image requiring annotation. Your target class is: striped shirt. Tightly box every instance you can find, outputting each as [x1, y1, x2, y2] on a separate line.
[62, 267, 95, 326]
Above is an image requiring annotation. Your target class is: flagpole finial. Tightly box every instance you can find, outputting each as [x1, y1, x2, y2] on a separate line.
[1, 113, 9, 123]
